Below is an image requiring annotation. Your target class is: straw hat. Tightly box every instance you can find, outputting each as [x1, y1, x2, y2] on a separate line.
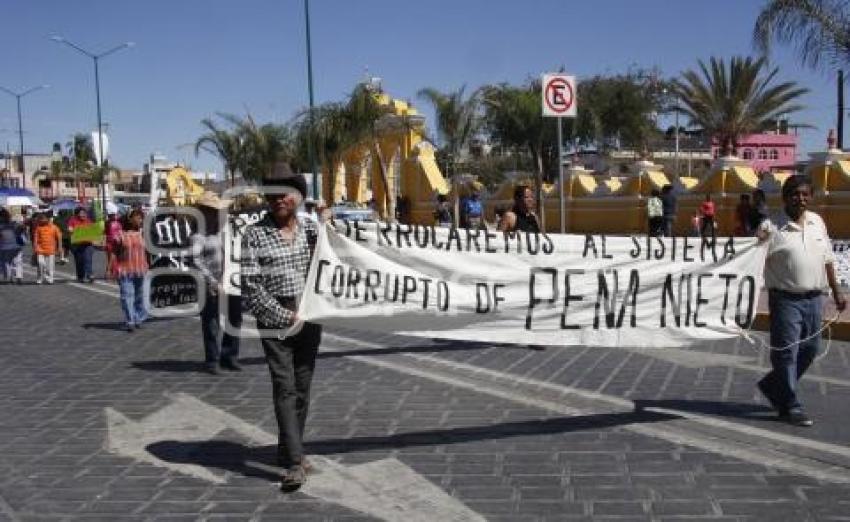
[197, 191, 233, 210]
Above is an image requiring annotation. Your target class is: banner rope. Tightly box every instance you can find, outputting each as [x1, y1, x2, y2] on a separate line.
[738, 309, 843, 361]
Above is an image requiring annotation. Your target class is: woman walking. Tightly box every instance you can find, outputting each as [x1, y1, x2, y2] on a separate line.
[0, 208, 26, 283]
[113, 209, 149, 332]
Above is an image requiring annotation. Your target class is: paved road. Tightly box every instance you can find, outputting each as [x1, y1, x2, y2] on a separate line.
[2, 252, 850, 521]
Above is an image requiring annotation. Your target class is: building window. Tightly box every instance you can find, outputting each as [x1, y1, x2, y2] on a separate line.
[758, 149, 768, 160]
[742, 149, 754, 160]
[770, 149, 779, 160]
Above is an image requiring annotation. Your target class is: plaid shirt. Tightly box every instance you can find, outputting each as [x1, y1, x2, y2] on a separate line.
[240, 214, 317, 329]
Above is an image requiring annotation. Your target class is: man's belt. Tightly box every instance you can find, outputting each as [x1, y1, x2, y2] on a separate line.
[769, 288, 823, 299]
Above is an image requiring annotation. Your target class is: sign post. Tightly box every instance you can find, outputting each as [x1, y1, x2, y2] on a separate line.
[541, 74, 577, 234]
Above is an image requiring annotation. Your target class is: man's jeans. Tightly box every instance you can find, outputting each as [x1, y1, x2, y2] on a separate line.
[0, 248, 22, 281]
[119, 275, 149, 326]
[759, 290, 823, 413]
[71, 244, 93, 281]
[260, 322, 321, 467]
[200, 290, 242, 364]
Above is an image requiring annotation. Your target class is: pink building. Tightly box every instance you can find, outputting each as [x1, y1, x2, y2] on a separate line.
[711, 132, 797, 173]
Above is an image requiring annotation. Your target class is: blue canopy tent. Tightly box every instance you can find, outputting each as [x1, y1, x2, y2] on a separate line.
[0, 187, 42, 207]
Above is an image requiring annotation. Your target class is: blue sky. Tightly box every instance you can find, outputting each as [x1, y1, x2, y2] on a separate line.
[0, 0, 840, 176]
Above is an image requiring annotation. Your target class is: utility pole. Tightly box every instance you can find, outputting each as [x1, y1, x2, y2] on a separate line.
[838, 69, 845, 149]
[51, 36, 134, 216]
[0, 84, 49, 189]
[304, 0, 319, 200]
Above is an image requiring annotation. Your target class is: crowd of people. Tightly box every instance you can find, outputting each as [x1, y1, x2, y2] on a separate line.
[645, 185, 773, 239]
[1, 169, 846, 491]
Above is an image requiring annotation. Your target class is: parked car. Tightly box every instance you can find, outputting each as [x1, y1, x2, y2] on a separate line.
[331, 204, 375, 222]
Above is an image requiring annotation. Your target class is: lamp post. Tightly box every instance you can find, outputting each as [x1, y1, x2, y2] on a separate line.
[51, 36, 133, 216]
[304, 0, 319, 200]
[0, 84, 49, 189]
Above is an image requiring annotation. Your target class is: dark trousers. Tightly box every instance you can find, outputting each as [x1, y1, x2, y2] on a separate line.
[662, 217, 674, 237]
[759, 290, 822, 413]
[200, 291, 242, 364]
[260, 322, 322, 467]
[648, 216, 663, 236]
[700, 216, 715, 238]
[71, 244, 93, 280]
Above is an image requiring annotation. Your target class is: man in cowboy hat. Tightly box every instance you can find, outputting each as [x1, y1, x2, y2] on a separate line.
[240, 162, 320, 491]
[193, 191, 242, 374]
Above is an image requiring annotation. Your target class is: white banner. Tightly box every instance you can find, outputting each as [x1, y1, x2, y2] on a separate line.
[299, 222, 767, 348]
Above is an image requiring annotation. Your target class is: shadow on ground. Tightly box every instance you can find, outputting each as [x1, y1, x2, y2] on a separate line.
[634, 399, 778, 422]
[307, 410, 675, 455]
[83, 317, 185, 331]
[131, 356, 266, 373]
[317, 341, 533, 359]
[146, 410, 675, 482]
[147, 440, 281, 482]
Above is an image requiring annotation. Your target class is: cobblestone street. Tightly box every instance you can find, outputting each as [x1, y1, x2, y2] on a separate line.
[2, 258, 850, 521]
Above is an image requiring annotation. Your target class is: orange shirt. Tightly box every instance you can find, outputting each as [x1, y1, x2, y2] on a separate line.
[33, 223, 62, 255]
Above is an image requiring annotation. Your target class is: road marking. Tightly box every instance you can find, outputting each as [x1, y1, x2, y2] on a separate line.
[0, 493, 20, 522]
[323, 333, 850, 483]
[106, 393, 483, 522]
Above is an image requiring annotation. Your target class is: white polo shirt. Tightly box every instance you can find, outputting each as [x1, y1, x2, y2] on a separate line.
[763, 210, 836, 293]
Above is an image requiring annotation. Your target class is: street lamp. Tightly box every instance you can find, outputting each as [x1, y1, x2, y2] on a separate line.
[51, 35, 134, 215]
[0, 83, 49, 189]
[304, 0, 318, 200]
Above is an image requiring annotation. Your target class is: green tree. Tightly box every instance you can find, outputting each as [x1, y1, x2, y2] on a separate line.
[674, 56, 808, 155]
[754, 0, 850, 69]
[49, 142, 63, 179]
[194, 113, 245, 187]
[482, 80, 553, 227]
[417, 85, 480, 225]
[575, 72, 668, 153]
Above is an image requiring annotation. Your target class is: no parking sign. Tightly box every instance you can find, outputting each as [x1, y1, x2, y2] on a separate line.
[542, 74, 577, 117]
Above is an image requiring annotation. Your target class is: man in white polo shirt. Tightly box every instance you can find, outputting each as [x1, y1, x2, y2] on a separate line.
[757, 174, 846, 426]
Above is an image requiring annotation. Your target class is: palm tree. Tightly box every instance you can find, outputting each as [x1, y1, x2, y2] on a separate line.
[194, 113, 244, 187]
[482, 80, 551, 227]
[296, 102, 355, 204]
[674, 56, 808, 156]
[67, 133, 96, 200]
[236, 116, 293, 181]
[344, 83, 395, 219]
[417, 85, 480, 226]
[754, 0, 850, 69]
